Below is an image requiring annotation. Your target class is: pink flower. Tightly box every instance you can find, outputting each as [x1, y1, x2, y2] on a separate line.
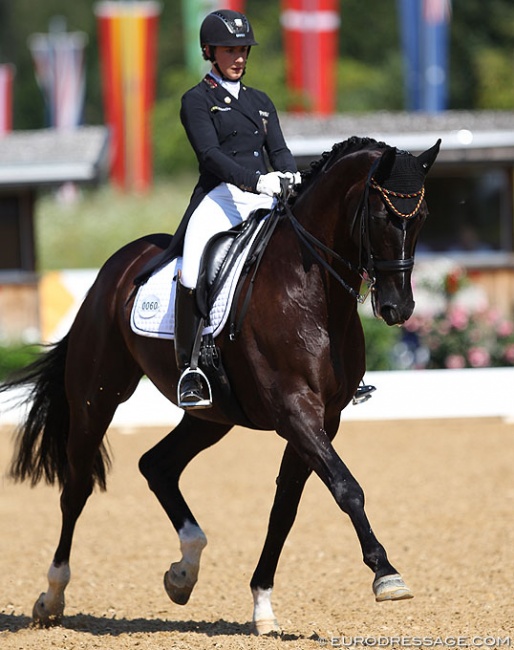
[403, 316, 422, 333]
[497, 320, 514, 337]
[445, 354, 466, 369]
[504, 344, 514, 364]
[468, 347, 490, 368]
[448, 307, 469, 331]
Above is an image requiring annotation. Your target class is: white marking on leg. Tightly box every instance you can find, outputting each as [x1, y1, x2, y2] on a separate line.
[33, 562, 71, 624]
[251, 586, 280, 635]
[373, 573, 413, 601]
[164, 521, 207, 605]
[178, 520, 207, 566]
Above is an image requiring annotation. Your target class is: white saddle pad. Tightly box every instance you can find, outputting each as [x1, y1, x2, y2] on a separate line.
[130, 222, 263, 340]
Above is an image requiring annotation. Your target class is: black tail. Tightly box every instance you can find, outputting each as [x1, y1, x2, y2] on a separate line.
[1, 335, 111, 490]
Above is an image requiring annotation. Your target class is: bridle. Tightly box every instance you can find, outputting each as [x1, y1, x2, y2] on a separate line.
[281, 156, 426, 304]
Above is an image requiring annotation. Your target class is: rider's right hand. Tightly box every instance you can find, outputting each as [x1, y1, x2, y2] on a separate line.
[256, 171, 286, 197]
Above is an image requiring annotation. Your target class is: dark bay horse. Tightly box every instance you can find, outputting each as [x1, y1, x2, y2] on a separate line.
[2, 136, 440, 634]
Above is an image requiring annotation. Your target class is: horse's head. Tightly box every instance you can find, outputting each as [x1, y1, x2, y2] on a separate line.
[359, 140, 441, 325]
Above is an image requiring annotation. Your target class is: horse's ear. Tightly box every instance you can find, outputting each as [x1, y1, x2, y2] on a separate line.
[372, 147, 396, 184]
[417, 139, 441, 175]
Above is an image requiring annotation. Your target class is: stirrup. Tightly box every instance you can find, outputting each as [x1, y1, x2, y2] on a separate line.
[352, 383, 376, 405]
[177, 367, 212, 410]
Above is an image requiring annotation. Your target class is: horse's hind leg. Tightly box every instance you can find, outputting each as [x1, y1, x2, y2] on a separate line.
[250, 443, 312, 635]
[139, 413, 232, 606]
[33, 333, 142, 626]
[32, 406, 113, 625]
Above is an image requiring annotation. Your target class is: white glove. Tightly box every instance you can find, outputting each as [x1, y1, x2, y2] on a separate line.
[256, 171, 286, 196]
[283, 171, 302, 187]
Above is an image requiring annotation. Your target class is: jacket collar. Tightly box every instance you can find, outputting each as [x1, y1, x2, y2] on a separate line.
[202, 74, 262, 129]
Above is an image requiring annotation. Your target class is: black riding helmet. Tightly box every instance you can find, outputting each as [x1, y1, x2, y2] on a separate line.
[200, 9, 258, 62]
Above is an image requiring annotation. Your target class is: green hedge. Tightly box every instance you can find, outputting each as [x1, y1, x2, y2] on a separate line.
[0, 344, 41, 381]
[361, 315, 402, 371]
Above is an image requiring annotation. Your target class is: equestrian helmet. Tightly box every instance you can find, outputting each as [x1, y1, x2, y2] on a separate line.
[200, 9, 258, 58]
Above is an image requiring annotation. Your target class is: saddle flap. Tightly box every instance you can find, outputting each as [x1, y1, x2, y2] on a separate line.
[196, 210, 265, 318]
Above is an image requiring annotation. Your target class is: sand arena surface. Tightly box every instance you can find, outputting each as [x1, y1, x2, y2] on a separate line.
[1, 418, 513, 649]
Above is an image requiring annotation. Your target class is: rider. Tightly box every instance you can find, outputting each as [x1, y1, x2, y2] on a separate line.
[174, 8, 300, 410]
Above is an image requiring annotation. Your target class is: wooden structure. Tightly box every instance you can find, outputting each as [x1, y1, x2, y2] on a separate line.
[281, 110, 514, 316]
[0, 126, 108, 340]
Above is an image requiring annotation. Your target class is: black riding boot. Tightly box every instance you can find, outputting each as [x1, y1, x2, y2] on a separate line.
[174, 281, 212, 409]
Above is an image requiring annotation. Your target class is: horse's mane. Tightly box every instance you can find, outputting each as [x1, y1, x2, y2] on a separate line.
[297, 136, 389, 196]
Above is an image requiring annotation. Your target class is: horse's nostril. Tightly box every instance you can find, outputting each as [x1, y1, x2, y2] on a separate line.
[381, 305, 405, 325]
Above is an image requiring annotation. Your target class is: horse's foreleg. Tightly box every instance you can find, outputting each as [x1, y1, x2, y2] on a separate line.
[282, 413, 412, 603]
[250, 443, 311, 635]
[139, 414, 232, 606]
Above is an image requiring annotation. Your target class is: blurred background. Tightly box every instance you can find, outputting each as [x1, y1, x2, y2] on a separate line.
[0, 0, 514, 375]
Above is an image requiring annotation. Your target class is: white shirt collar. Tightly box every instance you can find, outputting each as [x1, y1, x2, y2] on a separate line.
[208, 71, 241, 99]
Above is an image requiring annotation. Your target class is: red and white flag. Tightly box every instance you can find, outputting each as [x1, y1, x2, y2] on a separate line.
[281, 0, 340, 115]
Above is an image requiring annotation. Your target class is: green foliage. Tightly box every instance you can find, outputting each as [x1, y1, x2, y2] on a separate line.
[360, 314, 402, 371]
[475, 48, 514, 109]
[151, 69, 199, 176]
[336, 56, 404, 113]
[36, 178, 195, 270]
[0, 343, 40, 380]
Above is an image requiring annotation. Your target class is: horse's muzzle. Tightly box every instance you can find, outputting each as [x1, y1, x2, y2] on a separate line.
[373, 294, 415, 326]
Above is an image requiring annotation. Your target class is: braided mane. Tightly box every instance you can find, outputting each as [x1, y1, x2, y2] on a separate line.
[297, 136, 389, 195]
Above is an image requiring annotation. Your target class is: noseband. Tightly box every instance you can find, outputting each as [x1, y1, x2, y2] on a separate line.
[283, 156, 425, 303]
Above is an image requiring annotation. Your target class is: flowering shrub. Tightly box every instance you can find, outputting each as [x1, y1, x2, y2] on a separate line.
[401, 260, 514, 369]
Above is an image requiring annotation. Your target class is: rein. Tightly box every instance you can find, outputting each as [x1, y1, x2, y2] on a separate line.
[280, 200, 374, 303]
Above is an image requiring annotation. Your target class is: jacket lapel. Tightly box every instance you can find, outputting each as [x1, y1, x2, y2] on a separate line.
[204, 76, 262, 129]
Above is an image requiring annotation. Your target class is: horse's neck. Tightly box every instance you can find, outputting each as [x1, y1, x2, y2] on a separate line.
[295, 176, 358, 263]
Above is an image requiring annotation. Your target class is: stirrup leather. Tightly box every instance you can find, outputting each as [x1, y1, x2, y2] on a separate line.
[177, 366, 212, 410]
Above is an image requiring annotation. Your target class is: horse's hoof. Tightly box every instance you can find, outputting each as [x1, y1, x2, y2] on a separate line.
[373, 573, 414, 602]
[32, 593, 63, 627]
[163, 567, 195, 605]
[252, 617, 281, 636]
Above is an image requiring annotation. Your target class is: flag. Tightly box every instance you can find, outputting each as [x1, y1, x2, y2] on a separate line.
[28, 25, 87, 130]
[95, 1, 161, 192]
[281, 0, 340, 115]
[423, 0, 451, 24]
[397, 0, 422, 111]
[397, 0, 451, 112]
[422, 0, 451, 112]
[0, 64, 15, 135]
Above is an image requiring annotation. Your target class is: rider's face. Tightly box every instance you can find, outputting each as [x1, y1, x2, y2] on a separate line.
[212, 45, 249, 80]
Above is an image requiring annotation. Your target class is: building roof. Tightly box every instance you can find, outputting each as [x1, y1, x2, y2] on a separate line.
[280, 110, 514, 166]
[0, 126, 109, 188]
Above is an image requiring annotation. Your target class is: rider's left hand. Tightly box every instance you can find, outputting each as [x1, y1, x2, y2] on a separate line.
[283, 171, 302, 189]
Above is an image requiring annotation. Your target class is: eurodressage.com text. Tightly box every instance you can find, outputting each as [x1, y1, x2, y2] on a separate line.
[317, 637, 512, 648]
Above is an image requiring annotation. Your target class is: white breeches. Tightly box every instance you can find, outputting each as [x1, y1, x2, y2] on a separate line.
[180, 182, 275, 289]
